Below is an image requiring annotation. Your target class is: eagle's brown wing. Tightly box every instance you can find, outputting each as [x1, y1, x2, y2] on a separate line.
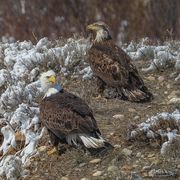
[40, 91, 100, 142]
[88, 40, 152, 102]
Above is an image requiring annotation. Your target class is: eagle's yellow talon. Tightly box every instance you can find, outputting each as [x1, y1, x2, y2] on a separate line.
[47, 147, 58, 155]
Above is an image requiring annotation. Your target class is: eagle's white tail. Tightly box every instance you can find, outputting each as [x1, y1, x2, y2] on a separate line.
[79, 134, 105, 148]
[66, 133, 107, 148]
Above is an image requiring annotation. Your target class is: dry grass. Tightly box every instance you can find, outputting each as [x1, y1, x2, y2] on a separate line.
[23, 59, 180, 179]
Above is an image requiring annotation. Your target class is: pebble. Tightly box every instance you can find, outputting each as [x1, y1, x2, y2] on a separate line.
[166, 84, 171, 89]
[113, 114, 124, 120]
[128, 108, 136, 113]
[107, 165, 118, 172]
[92, 171, 103, 177]
[79, 163, 86, 167]
[158, 76, 165, 83]
[122, 148, 132, 156]
[134, 115, 140, 120]
[147, 153, 155, 158]
[80, 178, 89, 180]
[136, 152, 141, 158]
[147, 76, 155, 81]
[114, 144, 121, 148]
[177, 165, 180, 169]
[89, 158, 101, 164]
[164, 91, 168, 94]
[61, 177, 69, 180]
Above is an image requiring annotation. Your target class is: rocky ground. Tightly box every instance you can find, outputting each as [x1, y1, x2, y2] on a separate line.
[23, 60, 180, 180]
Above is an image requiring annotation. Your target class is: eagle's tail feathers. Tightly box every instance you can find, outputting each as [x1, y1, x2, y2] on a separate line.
[66, 133, 113, 155]
[122, 87, 153, 102]
[79, 133, 113, 155]
[79, 134, 105, 149]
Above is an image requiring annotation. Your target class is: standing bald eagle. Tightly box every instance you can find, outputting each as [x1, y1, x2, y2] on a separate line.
[87, 22, 153, 102]
[39, 70, 113, 155]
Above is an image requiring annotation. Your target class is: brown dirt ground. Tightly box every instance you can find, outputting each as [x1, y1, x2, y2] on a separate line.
[25, 60, 180, 180]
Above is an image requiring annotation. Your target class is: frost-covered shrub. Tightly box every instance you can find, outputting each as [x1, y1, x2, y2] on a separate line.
[123, 39, 180, 76]
[0, 37, 91, 179]
[128, 109, 180, 157]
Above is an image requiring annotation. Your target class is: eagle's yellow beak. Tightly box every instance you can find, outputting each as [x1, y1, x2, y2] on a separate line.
[87, 23, 98, 31]
[48, 76, 56, 84]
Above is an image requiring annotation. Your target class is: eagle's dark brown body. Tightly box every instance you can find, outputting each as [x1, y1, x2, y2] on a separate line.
[88, 40, 153, 102]
[40, 90, 112, 154]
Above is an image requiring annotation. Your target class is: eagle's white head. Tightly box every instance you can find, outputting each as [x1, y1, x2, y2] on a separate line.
[87, 21, 112, 43]
[40, 70, 62, 97]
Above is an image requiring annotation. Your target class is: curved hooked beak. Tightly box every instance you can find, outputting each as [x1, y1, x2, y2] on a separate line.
[87, 23, 98, 31]
[48, 76, 56, 84]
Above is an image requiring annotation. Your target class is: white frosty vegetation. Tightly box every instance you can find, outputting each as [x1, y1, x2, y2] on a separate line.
[123, 38, 180, 79]
[128, 109, 180, 157]
[0, 37, 91, 179]
[0, 36, 179, 179]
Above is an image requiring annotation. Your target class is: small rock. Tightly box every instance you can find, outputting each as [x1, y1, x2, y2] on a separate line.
[89, 158, 101, 164]
[166, 84, 171, 89]
[122, 148, 132, 156]
[114, 144, 121, 148]
[92, 171, 103, 177]
[128, 108, 136, 113]
[164, 91, 168, 94]
[79, 163, 86, 168]
[147, 153, 155, 158]
[177, 164, 180, 169]
[134, 115, 140, 120]
[80, 178, 89, 180]
[113, 114, 124, 120]
[158, 76, 165, 83]
[107, 165, 118, 172]
[168, 98, 180, 104]
[61, 177, 69, 180]
[38, 146, 47, 152]
[110, 132, 115, 136]
[147, 76, 155, 81]
[136, 152, 141, 158]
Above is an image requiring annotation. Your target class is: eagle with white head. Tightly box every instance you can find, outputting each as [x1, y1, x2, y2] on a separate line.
[39, 70, 113, 154]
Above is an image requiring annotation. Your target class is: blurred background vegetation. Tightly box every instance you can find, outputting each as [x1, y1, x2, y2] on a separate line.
[0, 0, 179, 43]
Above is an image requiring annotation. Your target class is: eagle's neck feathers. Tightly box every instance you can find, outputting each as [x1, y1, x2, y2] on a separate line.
[95, 29, 112, 43]
[44, 83, 62, 98]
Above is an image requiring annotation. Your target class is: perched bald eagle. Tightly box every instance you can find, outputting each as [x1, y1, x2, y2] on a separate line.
[87, 22, 153, 102]
[39, 70, 113, 155]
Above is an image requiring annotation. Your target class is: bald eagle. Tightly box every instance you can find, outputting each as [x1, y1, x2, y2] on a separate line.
[39, 70, 113, 155]
[87, 22, 153, 102]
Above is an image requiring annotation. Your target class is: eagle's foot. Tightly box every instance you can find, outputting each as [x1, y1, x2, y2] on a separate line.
[47, 146, 58, 156]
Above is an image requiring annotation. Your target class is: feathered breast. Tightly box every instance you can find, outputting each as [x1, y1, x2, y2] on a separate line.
[88, 40, 144, 88]
[40, 91, 100, 137]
